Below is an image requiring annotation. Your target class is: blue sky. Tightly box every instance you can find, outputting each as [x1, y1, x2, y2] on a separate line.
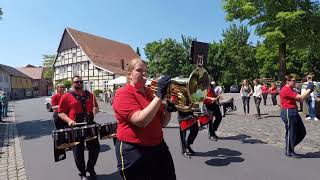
[0, 0, 259, 67]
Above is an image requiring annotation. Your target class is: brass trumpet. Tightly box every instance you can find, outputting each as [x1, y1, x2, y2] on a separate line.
[147, 67, 210, 112]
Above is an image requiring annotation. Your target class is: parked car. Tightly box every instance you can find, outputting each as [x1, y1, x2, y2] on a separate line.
[230, 85, 240, 93]
[45, 96, 53, 112]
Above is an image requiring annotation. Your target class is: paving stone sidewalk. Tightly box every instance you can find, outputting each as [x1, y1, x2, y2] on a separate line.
[0, 104, 28, 180]
[98, 94, 320, 153]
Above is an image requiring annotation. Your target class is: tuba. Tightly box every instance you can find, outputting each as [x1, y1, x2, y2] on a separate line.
[150, 67, 210, 112]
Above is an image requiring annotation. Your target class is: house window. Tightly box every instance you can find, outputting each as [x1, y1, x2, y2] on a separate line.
[72, 53, 76, 57]
[83, 63, 88, 70]
[61, 55, 64, 60]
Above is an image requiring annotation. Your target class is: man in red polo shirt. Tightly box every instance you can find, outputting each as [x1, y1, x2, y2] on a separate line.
[52, 83, 66, 129]
[280, 75, 313, 158]
[113, 58, 176, 180]
[58, 75, 99, 180]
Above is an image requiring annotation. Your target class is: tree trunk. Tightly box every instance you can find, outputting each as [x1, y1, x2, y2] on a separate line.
[279, 42, 286, 80]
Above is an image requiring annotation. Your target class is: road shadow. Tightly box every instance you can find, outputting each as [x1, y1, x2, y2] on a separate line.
[16, 119, 54, 140]
[0, 121, 17, 148]
[220, 134, 267, 144]
[264, 115, 281, 118]
[196, 148, 245, 166]
[100, 144, 111, 153]
[96, 171, 122, 180]
[299, 151, 320, 158]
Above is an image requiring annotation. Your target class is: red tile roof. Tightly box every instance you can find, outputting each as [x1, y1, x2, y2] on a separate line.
[66, 28, 139, 75]
[17, 67, 44, 80]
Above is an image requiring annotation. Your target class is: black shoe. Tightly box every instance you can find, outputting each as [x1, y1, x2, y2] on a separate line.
[186, 146, 195, 155]
[87, 170, 97, 180]
[183, 152, 191, 158]
[80, 176, 88, 180]
[286, 152, 300, 158]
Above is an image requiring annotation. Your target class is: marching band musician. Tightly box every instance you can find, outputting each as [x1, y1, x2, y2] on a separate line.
[204, 81, 223, 141]
[178, 111, 199, 158]
[51, 83, 65, 129]
[112, 58, 176, 180]
[280, 75, 313, 158]
[58, 75, 100, 180]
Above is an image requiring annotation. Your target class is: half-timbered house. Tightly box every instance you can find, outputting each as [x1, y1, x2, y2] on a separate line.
[53, 28, 139, 91]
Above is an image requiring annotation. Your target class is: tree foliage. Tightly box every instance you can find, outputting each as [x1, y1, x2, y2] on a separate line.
[207, 24, 257, 86]
[42, 54, 55, 80]
[223, 0, 320, 79]
[0, 8, 3, 20]
[144, 35, 196, 78]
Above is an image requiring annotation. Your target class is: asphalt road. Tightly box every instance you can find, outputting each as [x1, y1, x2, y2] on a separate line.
[13, 97, 320, 180]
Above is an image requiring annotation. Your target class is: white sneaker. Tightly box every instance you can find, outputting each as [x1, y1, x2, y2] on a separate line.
[306, 117, 312, 120]
[314, 117, 319, 121]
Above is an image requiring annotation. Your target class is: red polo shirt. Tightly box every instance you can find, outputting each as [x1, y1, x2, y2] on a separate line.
[51, 93, 63, 112]
[280, 85, 298, 109]
[113, 84, 164, 146]
[58, 90, 98, 121]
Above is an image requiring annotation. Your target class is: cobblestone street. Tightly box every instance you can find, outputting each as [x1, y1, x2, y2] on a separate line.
[0, 105, 27, 180]
[99, 93, 320, 153]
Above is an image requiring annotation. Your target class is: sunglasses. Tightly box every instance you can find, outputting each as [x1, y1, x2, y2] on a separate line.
[73, 80, 83, 84]
[290, 79, 296, 82]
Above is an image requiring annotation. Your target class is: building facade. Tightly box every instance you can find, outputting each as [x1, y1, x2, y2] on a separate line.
[0, 64, 32, 99]
[0, 69, 11, 94]
[18, 65, 48, 96]
[53, 28, 139, 91]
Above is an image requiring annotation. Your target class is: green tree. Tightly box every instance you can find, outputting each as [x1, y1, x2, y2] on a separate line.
[208, 24, 257, 86]
[136, 47, 141, 57]
[0, 8, 3, 20]
[144, 37, 195, 78]
[62, 80, 72, 89]
[223, 0, 320, 80]
[42, 54, 55, 80]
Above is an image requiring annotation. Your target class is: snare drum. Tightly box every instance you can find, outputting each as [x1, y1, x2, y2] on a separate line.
[99, 122, 117, 139]
[76, 124, 99, 142]
[52, 128, 80, 149]
[197, 114, 213, 127]
[179, 116, 197, 131]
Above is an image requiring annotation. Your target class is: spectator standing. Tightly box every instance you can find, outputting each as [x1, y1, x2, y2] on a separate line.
[253, 79, 262, 119]
[1, 92, 8, 117]
[305, 75, 318, 121]
[268, 83, 279, 106]
[0, 91, 3, 122]
[261, 82, 269, 106]
[240, 79, 253, 115]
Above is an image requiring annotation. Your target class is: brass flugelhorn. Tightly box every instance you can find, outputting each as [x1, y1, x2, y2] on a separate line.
[147, 67, 210, 112]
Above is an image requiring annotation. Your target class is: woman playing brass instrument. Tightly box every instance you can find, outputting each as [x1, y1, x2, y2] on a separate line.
[112, 58, 176, 180]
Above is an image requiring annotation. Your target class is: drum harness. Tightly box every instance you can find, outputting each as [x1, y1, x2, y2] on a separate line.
[69, 90, 94, 124]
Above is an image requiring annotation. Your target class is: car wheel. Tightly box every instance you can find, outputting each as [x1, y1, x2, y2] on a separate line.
[46, 103, 53, 112]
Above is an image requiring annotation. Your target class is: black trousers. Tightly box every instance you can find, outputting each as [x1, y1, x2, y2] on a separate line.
[115, 140, 176, 180]
[280, 109, 306, 154]
[73, 138, 100, 175]
[207, 104, 222, 136]
[242, 96, 250, 114]
[179, 123, 199, 153]
[262, 93, 268, 105]
[271, 94, 277, 106]
[0, 104, 2, 121]
[254, 96, 261, 117]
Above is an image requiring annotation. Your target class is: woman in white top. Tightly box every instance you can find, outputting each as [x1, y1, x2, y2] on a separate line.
[240, 79, 253, 115]
[253, 79, 262, 118]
